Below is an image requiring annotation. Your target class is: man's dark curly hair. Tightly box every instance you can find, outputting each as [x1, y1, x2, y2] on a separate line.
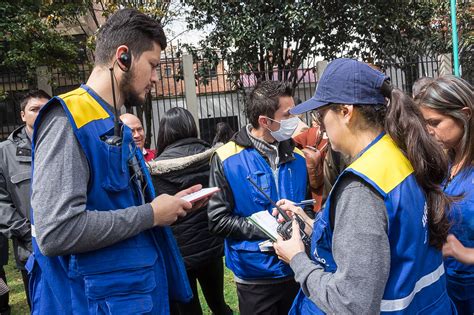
[246, 81, 293, 128]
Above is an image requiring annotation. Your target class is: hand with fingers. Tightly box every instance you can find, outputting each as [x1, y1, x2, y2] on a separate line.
[273, 199, 313, 225]
[150, 184, 204, 226]
[272, 199, 297, 222]
[443, 234, 474, 265]
[175, 184, 212, 212]
[273, 220, 306, 264]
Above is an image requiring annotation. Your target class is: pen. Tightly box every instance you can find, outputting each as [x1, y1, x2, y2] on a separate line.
[293, 199, 316, 207]
[247, 176, 291, 221]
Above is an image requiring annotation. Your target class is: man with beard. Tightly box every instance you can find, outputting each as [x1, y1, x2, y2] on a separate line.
[29, 9, 205, 314]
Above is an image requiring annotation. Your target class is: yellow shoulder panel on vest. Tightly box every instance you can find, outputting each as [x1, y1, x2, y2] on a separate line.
[293, 147, 305, 158]
[349, 135, 414, 194]
[216, 141, 245, 162]
[60, 88, 110, 129]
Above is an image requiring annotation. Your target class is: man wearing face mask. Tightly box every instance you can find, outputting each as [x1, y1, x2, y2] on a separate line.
[208, 81, 312, 315]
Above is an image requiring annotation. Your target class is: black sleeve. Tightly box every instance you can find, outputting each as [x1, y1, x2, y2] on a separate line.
[207, 153, 268, 240]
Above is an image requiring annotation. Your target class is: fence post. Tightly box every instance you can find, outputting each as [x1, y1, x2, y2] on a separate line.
[36, 66, 53, 96]
[438, 54, 453, 76]
[315, 61, 328, 81]
[182, 54, 200, 137]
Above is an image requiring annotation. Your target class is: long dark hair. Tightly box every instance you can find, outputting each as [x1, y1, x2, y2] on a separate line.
[385, 89, 451, 250]
[332, 85, 451, 249]
[415, 75, 473, 171]
[156, 107, 198, 156]
[212, 122, 235, 146]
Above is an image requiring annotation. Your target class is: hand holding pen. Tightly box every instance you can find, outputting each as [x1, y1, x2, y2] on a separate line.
[272, 199, 314, 235]
[293, 199, 316, 208]
[272, 199, 314, 221]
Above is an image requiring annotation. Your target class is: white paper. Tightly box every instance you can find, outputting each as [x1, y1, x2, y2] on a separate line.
[248, 210, 279, 241]
[181, 187, 220, 203]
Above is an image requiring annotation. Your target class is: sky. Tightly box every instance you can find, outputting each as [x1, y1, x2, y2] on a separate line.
[163, 3, 211, 47]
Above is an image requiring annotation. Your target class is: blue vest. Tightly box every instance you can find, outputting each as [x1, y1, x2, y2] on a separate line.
[27, 86, 191, 314]
[444, 165, 474, 302]
[290, 134, 454, 314]
[216, 141, 307, 280]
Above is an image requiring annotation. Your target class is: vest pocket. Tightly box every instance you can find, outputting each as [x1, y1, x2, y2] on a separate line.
[249, 172, 273, 207]
[84, 266, 156, 314]
[90, 293, 154, 314]
[74, 234, 158, 275]
[84, 266, 156, 299]
[10, 170, 31, 184]
[101, 142, 130, 192]
[227, 240, 290, 279]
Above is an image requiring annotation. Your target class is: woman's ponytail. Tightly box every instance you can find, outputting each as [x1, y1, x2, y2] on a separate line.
[385, 89, 451, 250]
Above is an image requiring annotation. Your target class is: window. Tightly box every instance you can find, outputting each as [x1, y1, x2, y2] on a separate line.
[163, 66, 172, 78]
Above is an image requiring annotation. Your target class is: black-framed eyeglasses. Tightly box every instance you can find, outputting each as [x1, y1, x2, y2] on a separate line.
[312, 107, 330, 127]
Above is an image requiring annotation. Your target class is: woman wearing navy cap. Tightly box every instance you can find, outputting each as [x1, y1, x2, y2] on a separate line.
[273, 58, 456, 314]
[415, 75, 473, 315]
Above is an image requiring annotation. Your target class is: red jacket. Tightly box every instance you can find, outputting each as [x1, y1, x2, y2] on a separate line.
[143, 148, 156, 162]
[293, 126, 328, 212]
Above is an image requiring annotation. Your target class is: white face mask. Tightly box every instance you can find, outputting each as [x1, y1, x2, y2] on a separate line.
[266, 116, 301, 142]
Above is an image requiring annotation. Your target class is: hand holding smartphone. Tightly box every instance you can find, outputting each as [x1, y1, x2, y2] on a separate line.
[180, 187, 220, 203]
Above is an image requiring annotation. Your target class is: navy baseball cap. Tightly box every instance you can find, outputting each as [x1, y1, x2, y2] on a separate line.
[290, 58, 389, 114]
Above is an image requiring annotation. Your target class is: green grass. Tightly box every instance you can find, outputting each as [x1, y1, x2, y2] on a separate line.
[199, 261, 239, 314]
[4, 242, 29, 315]
[5, 242, 239, 315]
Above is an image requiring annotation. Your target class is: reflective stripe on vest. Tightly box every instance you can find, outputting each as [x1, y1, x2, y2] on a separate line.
[380, 263, 445, 312]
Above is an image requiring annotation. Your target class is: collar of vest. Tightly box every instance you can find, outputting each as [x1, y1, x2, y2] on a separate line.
[56, 85, 114, 130]
[345, 133, 414, 195]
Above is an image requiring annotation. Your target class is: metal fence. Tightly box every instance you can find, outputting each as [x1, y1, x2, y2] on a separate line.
[51, 63, 91, 96]
[143, 50, 321, 146]
[381, 56, 440, 94]
[191, 62, 321, 144]
[0, 51, 469, 144]
[0, 68, 36, 140]
[459, 50, 473, 85]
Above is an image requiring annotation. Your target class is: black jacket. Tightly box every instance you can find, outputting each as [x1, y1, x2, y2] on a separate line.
[149, 138, 224, 269]
[0, 126, 33, 268]
[207, 127, 313, 241]
[0, 236, 7, 266]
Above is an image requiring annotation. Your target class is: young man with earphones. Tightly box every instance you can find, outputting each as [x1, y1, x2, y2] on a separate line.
[29, 9, 207, 314]
[208, 81, 313, 315]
